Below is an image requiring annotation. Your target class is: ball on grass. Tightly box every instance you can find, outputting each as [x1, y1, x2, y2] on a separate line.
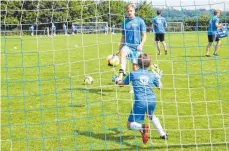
[84, 76, 93, 85]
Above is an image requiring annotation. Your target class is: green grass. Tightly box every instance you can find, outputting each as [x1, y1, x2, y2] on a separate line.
[1, 32, 229, 151]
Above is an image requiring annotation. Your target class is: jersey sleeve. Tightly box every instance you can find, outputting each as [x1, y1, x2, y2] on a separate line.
[153, 76, 160, 88]
[140, 19, 146, 33]
[123, 73, 132, 85]
[121, 22, 125, 35]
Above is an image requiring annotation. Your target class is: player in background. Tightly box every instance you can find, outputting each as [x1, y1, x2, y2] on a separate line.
[152, 9, 168, 55]
[116, 53, 166, 144]
[111, 24, 116, 34]
[51, 23, 56, 36]
[63, 23, 67, 35]
[104, 23, 108, 35]
[205, 9, 223, 57]
[72, 24, 76, 35]
[29, 24, 34, 36]
[46, 27, 50, 36]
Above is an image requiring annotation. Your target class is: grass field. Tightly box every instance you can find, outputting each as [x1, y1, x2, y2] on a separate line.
[1, 32, 229, 151]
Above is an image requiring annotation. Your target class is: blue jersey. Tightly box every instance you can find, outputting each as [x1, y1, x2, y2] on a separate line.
[122, 17, 146, 50]
[152, 16, 167, 33]
[104, 25, 107, 31]
[123, 69, 159, 102]
[72, 25, 76, 31]
[208, 16, 220, 35]
[63, 24, 67, 31]
[111, 25, 115, 32]
[29, 25, 34, 32]
[52, 24, 56, 31]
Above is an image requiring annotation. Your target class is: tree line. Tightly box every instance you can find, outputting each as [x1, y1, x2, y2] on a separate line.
[1, 1, 228, 31]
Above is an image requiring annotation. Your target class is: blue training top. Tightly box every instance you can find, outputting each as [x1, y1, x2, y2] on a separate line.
[208, 16, 220, 35]
[122, 17, 146, 50]
[152, 15, 167, 33]
[29, 25, 34, 31]
[123, 68, 160, 102]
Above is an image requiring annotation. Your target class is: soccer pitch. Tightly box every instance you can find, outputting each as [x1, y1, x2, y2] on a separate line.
[1, 33, 229, 151]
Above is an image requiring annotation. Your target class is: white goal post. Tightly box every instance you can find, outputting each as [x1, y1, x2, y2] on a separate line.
[73, 22, 108, 34]
[166, 22, 184, 32]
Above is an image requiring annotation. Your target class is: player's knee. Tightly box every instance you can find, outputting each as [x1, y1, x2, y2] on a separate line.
[216, 41, 221, 45]
[120, 49, 127, 57]
[208, 42, 212, 47]
[150, 114, 157, 121]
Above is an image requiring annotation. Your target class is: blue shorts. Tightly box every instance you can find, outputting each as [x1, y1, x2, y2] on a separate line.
[128, 100, 156, 123]
[121, 45, 142, 64]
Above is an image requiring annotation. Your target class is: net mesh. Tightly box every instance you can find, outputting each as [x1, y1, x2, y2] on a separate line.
[1, 0, 229, 151]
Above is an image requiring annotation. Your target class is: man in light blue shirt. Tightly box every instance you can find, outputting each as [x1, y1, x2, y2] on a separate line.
[51, 23, 56, 36]
[116, 4, 146, 82]
[111, 24, 115, 34]
[72, 24, 76, 35]
[152, 9, 168, 55]
[206, 9, 223, 57]
[29, 24, 34, 36]
[104, 24, 108, 35]
[63, 23, 67, 35]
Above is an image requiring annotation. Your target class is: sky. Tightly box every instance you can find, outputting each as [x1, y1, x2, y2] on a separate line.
[128, 0, 229, 11]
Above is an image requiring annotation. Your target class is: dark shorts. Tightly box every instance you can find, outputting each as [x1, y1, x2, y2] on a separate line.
[155, 33, 165, 42]
[208, 35, 220, 42]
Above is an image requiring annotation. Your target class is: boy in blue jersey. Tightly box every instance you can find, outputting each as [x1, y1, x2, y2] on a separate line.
[152, 9, 168, 55]
[116, 4, 146, 81]
[206, 9, 223, 57]
[63, 23, 67, 35]
[117, 53, 163, 144]
[29, 24, 34, 36]
[72, 24, 76, 35]
[51, 23, 56, 36]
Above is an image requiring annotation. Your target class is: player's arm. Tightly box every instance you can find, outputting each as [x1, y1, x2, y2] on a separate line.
[215, 18, 223, 29]
[138, 20, 147, 51]
[164, 19, 167, 28]
[117, 74, 131, 87]
[216, 22, 223, 29]
[152, 18, 156, 32]
[153, 78, 163, 90]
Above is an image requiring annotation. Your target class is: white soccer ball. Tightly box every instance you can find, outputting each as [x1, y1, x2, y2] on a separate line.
[84, 76, 93, 85]
[107, 55, 119, 66]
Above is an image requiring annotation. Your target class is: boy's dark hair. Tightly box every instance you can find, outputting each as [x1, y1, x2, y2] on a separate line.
[138, 53, 151, 69]
[157, 9, 162, 15]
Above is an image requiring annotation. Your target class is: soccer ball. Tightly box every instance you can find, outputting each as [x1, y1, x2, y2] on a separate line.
[107, 55, 119, 66]
[84, 76, 93, 84]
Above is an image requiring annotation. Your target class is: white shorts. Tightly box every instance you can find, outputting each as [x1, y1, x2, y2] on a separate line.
[121, 45, 142, 64]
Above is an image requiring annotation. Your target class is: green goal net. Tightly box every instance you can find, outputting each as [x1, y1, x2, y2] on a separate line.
[1, 1, 229, 151]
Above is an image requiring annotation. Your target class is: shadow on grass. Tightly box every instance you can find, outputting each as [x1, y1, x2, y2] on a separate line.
[65, 88, 115, 96]
[73, 128, 153, 150]
[73, 128, 228, 151]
